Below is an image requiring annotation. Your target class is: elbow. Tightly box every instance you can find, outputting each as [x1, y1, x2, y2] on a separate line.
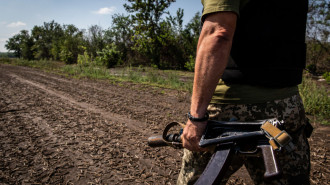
[200, 12, 237, 44]
[212, 29, 234, 43]
[202, 24, 235, 45]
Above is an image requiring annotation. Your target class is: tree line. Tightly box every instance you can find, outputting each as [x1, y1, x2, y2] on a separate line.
[5, 0, 200, 70]
[5, 0, 329, 73]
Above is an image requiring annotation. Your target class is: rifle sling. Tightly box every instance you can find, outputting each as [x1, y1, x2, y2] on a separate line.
[261, 121, 293, 150]
[194, 143, 234, 185]
[162, 122, 184, 148]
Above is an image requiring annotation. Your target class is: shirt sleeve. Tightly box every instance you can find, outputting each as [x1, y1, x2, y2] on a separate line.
[201, 0, 241, 21]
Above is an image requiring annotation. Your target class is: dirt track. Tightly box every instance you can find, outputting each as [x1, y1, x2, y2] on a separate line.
[0, 64, 328, 184]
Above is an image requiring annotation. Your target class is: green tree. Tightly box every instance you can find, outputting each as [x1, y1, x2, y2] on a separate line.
[20, 30, 34, 60]
[158, 8, 186, 69]
[5, 34, 22, 57]
[306, 0, 330, 73]
[160, 10, 201, 70]
[31, 20, 63, 60]
[95, 43, 121, 68]
[104, 14, 134, 65]
[60, 24, 84, 64]
[5, 30, 34, 60]
[85, 25, 105, 59]
[124, 0, 176, 68]
[182, 12, 201, 71]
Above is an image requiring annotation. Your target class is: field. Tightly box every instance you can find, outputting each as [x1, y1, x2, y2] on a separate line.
[0, 64, 329, 184]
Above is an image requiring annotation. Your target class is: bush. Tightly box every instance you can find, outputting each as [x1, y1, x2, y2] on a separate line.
[60, 50, 75, 64]
[95, 44, 121, 68]
[323, 72, 330, 83]
[306, 64, 317, 74]
[77, 51, 92, 66]
[184, 55, 195, 72]
[299, 77, 330, 124]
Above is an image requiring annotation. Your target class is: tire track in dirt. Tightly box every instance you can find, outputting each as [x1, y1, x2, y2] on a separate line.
[23, 67, 187, 107]
[7, 65, 329, 184]
[19, 67, 190, 129]
[9, 73, 149, 136]
[30, 115, 134, 184]
[0, 65, 254, 184]
[9, 72, 175, 179]
[1, 67, 182, 184]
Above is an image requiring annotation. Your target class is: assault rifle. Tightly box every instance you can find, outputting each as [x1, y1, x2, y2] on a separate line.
[148, 119, 294, 185]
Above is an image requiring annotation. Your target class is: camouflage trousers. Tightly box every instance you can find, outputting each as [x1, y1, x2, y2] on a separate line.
[177, 93, 311, 185]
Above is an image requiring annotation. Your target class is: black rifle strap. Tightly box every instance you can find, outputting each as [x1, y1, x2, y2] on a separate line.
[194, 143, 234, 185]
[162, 122, 184, 148]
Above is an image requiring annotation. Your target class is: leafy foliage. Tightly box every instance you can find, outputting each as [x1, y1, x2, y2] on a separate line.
[5, 30, 34, 59]
[4, 1, 326, 74]
[77, 51, 92, 67]
[104, 14, 134, 65]
[4, 2, 202, 69]
[306, 0, 330, 73]
[95, 44, 121, 68]
[124, 0, 176, 68]
[0, 52, 15, 58]
[322, 72, 330, 83]
[299, 77, 330, 124]
[60, 25, 84, 64]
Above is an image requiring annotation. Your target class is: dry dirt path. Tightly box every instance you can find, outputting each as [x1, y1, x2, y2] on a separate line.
[0, 65, 191, 184]
[0, 64, 328, 184]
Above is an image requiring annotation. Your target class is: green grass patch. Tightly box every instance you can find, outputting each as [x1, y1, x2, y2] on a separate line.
[59, 63, 194, 91]
[61, 65, 113, 80]
[299, 77, 330, 125]
[0, 58, 193, 91]
[323, 72, 330, 83]
[119, 67, 193, 91]
[0, 58, 63, 71]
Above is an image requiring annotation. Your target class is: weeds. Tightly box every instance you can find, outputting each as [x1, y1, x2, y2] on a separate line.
[119, 66, 193, 91]
[0, 58, 62, 71]
[299, 77, 329, 125]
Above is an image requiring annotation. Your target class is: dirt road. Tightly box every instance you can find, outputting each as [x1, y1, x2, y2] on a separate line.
[0, 64, 328, 184]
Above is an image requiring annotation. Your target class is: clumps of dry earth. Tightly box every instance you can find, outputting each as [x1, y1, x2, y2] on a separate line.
[0, 64, 328, 184]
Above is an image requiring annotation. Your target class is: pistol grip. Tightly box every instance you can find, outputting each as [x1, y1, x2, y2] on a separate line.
[260, 145, 282, 180]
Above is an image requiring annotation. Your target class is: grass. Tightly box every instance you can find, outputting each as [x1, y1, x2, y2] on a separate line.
[61, 64, 194, 91]
[299, 77, 330, 125]
[119, 66, 193, 91]
[0, 58, 63, 71]
[0, 58, 193, 91]
[1, 58, 328, 124]
[61, 65, 112, 80]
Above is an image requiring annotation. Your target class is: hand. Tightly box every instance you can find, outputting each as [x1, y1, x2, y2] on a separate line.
[182, 119, 208, 152]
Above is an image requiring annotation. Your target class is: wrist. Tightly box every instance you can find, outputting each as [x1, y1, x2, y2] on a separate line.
[188, 111, 209, 122]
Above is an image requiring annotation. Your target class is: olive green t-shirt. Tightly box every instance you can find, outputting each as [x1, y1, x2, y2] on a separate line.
[201, 0, 299, 104]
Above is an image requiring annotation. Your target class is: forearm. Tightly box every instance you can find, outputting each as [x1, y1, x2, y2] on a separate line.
[190, 12, 237, 118]
[182, 12, 237, 151]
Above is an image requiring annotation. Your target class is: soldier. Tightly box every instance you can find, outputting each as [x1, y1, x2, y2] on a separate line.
[178, 0, 311, 184]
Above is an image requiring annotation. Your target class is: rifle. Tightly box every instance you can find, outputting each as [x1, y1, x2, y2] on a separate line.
[148, 119, 294, 185]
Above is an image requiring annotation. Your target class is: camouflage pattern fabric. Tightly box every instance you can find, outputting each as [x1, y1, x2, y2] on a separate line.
[177, 93, 311, 185]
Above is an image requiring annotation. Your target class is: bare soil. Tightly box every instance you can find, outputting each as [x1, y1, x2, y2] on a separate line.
[0, 64, 328, 184]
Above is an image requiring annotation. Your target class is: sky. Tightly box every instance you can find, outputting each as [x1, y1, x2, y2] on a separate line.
[0, 0, 202, 52]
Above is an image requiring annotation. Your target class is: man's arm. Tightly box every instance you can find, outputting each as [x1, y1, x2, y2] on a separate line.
[182, 12, 237, 151]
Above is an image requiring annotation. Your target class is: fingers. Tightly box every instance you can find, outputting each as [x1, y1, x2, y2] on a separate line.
[182, 134, 201, 151]
[182, 120, 208, 152]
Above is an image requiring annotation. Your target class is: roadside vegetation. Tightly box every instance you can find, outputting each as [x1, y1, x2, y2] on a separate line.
[0, 58, 194, 91]
[4, 0, 200, 71]
[299, 76, 329, 125]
